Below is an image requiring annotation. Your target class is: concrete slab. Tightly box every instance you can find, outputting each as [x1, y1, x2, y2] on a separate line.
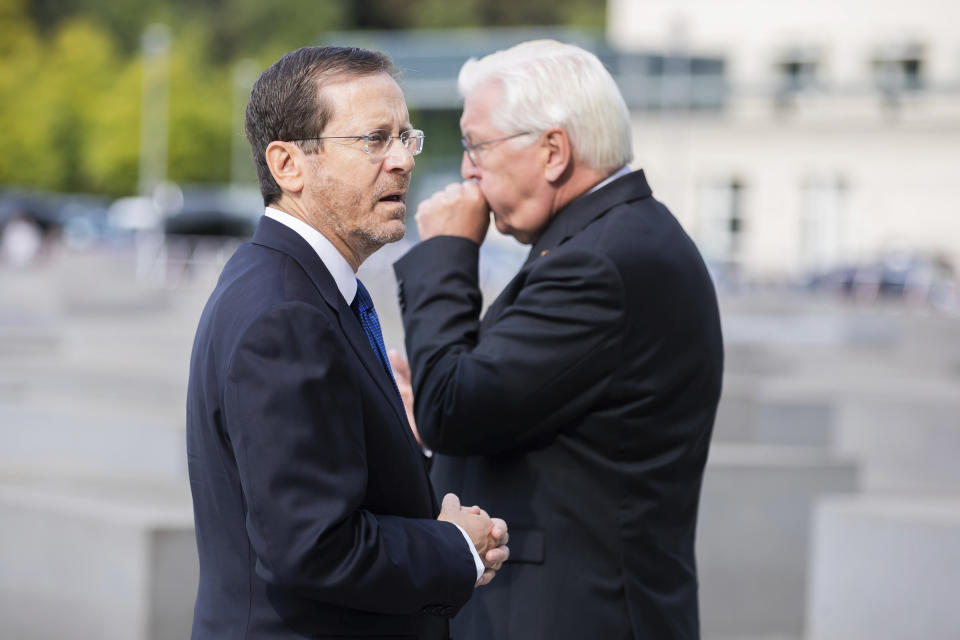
[806, 496, 960, 640]
[0, 403, 187, 479]
[697, 444, 859, 639]
[714, 376, 835, 447]
[834, 395, 960, 493]
[0, 479, 196, 640]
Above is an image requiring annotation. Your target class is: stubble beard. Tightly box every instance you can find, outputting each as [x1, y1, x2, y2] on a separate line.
[311, 174, 408, 259]
[349, 206, 406, 254]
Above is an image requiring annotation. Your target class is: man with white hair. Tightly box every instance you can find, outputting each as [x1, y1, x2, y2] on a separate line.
[391, 40, 724, 639]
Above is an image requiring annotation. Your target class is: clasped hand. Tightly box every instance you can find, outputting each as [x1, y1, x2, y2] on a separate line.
[437, 493, 509, 587]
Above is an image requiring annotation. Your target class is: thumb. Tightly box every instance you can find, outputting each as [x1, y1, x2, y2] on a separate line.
[440, 493, 461, 515]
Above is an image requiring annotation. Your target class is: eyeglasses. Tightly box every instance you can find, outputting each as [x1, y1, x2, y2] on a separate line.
[294, 129, 425, 157]
[461, 131, 534, 167]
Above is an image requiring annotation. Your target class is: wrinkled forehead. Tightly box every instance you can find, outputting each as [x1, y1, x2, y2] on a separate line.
[460, 80, 505, 136]
[322, 72, 411, 131]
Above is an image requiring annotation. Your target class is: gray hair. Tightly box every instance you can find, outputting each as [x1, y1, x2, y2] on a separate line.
[458, 39, 633, 173]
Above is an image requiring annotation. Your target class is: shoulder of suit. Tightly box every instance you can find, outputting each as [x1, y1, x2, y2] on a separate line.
[221, 298, 345, 374]
[212, 251, 339, 341]
[525, 242, 624, 283]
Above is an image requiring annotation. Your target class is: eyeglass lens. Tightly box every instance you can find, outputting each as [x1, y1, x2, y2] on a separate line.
[365, 130, 424, 156]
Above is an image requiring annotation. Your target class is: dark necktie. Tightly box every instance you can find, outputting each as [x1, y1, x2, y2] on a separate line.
[351, 279, 402, 400]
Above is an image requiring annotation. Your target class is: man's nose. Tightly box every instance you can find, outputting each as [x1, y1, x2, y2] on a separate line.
[461, 151, 480, 180]
[384, 139, 415, 173]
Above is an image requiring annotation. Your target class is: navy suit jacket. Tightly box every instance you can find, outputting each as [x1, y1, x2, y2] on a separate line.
[394, 170, 724, 639]
[186, 217, 476, 639]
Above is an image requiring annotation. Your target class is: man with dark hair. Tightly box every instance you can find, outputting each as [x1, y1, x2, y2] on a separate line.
[186, 46, 509, 640]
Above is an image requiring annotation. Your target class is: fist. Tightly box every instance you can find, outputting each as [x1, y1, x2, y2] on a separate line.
[415, 181, 490, 244]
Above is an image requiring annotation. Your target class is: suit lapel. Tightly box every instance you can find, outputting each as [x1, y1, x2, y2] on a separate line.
[250, 217, 421, 460]
[525, 169, 653, 265]
[335, 296, 411, 430]
[481, 170, 654, 331]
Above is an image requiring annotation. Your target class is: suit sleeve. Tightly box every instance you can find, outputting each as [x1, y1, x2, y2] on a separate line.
[394, 236, 627, 456]
[222, 301, 476, 615]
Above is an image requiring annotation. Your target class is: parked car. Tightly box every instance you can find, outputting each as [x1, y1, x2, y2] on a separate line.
[162, 185, 262, 238]
[806, 252, 957, 306]
[0, 188, 114, 252]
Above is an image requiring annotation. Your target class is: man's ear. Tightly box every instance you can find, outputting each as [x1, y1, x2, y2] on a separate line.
[265, 141, 308, 195]
[541, 128, 573, 183]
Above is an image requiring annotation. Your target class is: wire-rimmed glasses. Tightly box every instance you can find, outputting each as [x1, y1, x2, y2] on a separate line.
[295, 129, 425, 157]
[461, 131, 535, 167]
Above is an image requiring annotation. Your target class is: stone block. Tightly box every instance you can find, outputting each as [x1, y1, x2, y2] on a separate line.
[835, 394, 960, 493]
[807, 496, 960, 640]
[713, 376, 834, 447]
[0, 404, 186, 479]
[697, 444, 858, 638]
[0, 480, 196, 640]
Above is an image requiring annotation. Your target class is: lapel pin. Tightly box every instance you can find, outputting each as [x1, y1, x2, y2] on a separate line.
[540, 249, 549, 257]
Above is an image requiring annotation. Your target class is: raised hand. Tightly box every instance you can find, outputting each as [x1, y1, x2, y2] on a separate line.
[414, 181, 491, 244]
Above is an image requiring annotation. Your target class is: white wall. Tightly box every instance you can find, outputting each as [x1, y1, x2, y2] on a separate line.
[609, 0, 960, 88]
[611, 0, 960, 277]
[634, 112, 960, 276]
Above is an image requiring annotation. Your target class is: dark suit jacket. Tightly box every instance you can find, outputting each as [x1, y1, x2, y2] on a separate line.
[393, 170, 724, 640]
[186, 217, 476, 639]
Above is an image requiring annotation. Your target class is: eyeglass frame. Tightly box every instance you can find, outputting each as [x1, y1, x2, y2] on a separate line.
[461, 131, 536, 167]
[292, 128, 425, 157]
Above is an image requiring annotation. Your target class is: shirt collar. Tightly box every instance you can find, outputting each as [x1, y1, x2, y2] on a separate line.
[588, 165, 631, 195]
[263, 207, 358, 304]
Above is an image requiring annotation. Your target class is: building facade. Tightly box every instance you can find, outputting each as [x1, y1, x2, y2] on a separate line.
[609, 0, 960, 283]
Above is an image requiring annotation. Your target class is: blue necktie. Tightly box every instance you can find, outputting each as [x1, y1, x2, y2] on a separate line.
[351, 279, 402, 400]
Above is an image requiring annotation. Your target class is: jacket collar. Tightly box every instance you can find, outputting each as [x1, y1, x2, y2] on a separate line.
[263, 207, 357, 304]
[251, 215, 347, 312]
[525, 169, 653, 264]
[249, 217, 416, 451]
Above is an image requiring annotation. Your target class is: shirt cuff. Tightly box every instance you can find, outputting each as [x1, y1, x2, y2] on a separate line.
[453, 524, 485, 584]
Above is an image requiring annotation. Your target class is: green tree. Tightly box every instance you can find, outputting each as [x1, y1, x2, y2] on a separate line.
[44, 19, 125, 191]
[0, 11, 132, 193]
[204, 0, 348, 62]
[0, 0, 43, 186]
[84, 58, 141, 194]
[166, 24, 232, 184]
[1, 0, 608, 196]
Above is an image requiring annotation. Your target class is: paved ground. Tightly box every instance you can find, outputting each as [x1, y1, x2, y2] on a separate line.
[2, 240, 958, 639]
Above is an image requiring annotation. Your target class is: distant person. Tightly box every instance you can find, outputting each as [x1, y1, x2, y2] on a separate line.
[391, 40, 723, 639]
[186, 46, 508, 640]
[0, 215, 44, 265]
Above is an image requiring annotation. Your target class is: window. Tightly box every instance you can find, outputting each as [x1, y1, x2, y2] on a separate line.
[800, 176, 848, 272]
[696, 178, 746, 269]
[776, 48, 820, 94]
[872, 43, 924, 95]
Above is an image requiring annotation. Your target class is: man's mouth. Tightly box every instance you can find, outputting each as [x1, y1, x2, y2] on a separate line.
[378, 191, 406, 204]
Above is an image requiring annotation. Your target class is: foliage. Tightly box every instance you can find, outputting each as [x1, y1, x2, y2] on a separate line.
[1, 0, 606, 196]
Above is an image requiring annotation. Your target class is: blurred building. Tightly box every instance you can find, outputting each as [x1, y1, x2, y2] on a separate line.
[609, 0, 960, 281]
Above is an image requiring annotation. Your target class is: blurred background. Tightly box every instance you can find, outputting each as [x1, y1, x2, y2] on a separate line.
[1, 0, 959, 638]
